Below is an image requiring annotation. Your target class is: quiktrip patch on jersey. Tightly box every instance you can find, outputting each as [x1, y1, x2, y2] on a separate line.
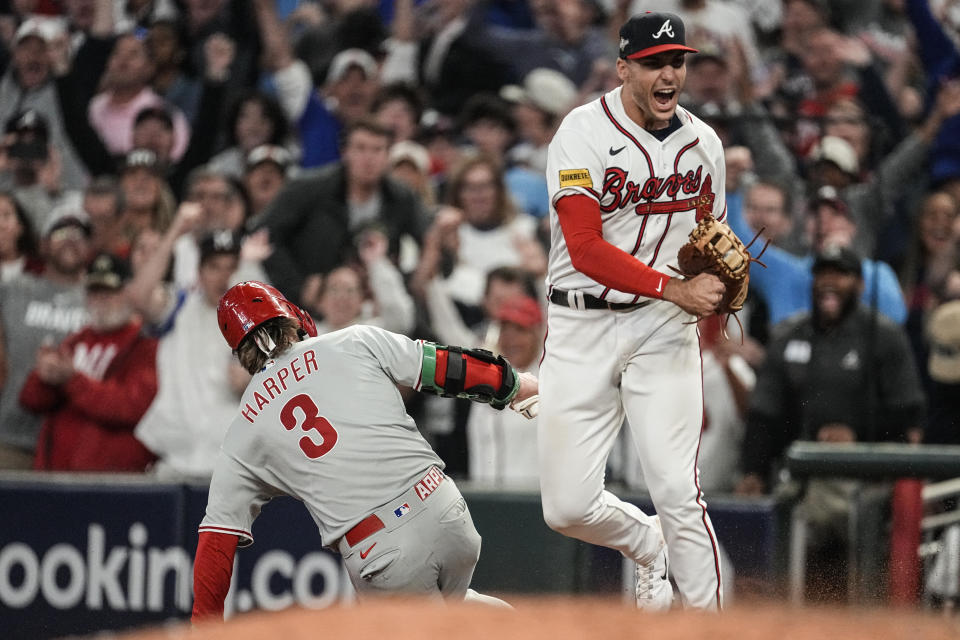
[558, 168, 593, 188]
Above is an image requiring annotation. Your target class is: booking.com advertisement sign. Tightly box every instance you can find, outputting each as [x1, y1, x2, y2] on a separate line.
[0, 474, 351, 640]
[1, 474, 784, 639]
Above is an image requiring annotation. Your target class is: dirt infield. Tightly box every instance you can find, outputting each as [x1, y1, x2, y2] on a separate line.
[121, 597, 960, 640]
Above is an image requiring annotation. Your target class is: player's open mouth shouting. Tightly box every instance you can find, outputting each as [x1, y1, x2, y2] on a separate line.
[653, 88, 677, 109]
[651, 87, 679, 120]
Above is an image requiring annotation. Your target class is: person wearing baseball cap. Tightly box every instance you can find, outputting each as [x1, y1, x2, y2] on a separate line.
[810, 243, 863, 327]
[198, 230, 243, 266]
[322, 48, 379, 139]
[924, 300, 960, 445]
[739, 240, 924, 601]
[388, 140, 436, 207]
[10, 17, 64, 91]
[128, 211, 248, 480]
[244, 145, 292, 217]
[809, 135, 860, 190]
[539, 7, 730, 613]
[806, 185, 856, 254]
[21, 248, 158, 472]
[5, 109, 50, 146]
[4, 109, 51, 191]
[43, 210, 92, 240]
[492, 295, 543, 375]
[619, 12, 699, 60]
[927, 300, 960, 386]
[617, 12, 698, 130]
[85, 252, 131, 292]
[811, 243, 862, 278]
[2, 13, 88, 193]
[723, 180, 908, 329]
[683, 36, 731, 112]
[467, 295, 544, 486]
[500, 68, 579, 183]
[131, 107, 177, 167]
[0, 203, 90, 470]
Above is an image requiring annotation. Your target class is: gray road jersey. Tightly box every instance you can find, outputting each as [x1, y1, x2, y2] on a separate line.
[0, 276, 86, 450]
[200, 325, 443, 547]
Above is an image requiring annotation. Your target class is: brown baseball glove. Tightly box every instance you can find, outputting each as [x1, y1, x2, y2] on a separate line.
[675, 215, 767, 316]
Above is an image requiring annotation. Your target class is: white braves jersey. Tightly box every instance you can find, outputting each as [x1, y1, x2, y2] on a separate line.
[546, 85, 727, 303]
[199, 325, 442, 547]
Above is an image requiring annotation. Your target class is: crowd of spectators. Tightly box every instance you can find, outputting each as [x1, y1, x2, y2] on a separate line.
[0, 1, 958, 591]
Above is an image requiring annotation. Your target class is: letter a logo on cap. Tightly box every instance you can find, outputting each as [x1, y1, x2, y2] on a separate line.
[652, 20, 674, 39]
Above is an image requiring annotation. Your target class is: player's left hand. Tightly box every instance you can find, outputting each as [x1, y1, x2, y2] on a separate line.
[663, 272, 725, 317]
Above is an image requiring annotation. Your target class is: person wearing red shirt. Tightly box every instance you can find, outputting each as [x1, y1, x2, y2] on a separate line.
[20, 252, 158, 471]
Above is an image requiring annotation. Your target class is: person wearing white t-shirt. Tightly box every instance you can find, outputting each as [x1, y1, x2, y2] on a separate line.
[467, 295, 544, 487]
[128, 203, 251, 480]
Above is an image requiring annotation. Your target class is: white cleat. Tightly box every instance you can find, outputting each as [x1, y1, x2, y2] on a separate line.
[636, 516, 673, 612]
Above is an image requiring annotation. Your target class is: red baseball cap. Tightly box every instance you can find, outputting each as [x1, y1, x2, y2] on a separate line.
[619, 12, 698, 60]
[495, 296, 543, 329]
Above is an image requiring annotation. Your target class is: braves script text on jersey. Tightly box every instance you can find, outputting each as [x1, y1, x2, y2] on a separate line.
[539, 85, 725, 609]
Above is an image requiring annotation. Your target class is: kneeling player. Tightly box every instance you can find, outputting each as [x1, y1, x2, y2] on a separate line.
[192, 281, 537, 620]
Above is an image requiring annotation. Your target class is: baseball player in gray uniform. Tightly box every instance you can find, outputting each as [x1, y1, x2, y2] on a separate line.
[192, 281, 537, 621]
[540, 12, 726, 611]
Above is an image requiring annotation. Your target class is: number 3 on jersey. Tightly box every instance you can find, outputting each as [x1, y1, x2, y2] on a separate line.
[280, 393, 338, 459]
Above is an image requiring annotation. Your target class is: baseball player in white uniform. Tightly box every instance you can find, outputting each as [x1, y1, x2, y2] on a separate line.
[191, 281, 538, 620]
[540, 12, 727, 611]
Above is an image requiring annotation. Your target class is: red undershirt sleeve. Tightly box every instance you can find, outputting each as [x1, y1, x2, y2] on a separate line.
[192, 531, 238, 623]
[556, 194, 670, 299]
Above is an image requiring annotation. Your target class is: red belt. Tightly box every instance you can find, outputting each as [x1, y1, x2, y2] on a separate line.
[343, 466, 446, 547]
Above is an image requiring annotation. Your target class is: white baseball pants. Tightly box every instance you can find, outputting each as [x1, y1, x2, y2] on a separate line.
[538, 300, 723, 610]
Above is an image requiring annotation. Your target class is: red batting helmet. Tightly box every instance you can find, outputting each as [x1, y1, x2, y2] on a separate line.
[217, 281, 318, 350]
